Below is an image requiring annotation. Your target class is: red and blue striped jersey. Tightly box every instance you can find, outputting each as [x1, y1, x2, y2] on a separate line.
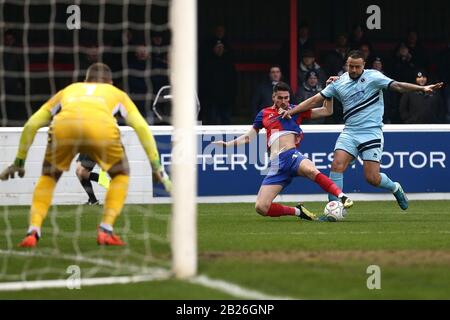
[252, 105, 312, 148]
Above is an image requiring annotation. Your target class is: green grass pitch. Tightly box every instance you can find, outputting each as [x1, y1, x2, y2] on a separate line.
[1, 200, 450, 299]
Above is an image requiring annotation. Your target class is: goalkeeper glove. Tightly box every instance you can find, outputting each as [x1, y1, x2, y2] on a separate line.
[150, 159, 172, 193]
[0, 158, 25, 181]
[152, 169, 172, 194]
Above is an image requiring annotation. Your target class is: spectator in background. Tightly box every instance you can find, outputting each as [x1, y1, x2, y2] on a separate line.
[437, 39, 450, 123]
[360, 43, 375, 67]
[371, 57, 400, 124]
[107, 29, 136, 89]
[336, 61, 349, 76]
[348, 24, 372, 50]
[404, 29, 429, 69]
[82, 45, 101, 67]
[297, 22, 316, 59]
[199, 40, 237, 124]
[252, 65, 285, 116]
[278, 22, 315, 82]
[201, 25, 233, 63]
[298, 49, 327, 88]
[323, 33, 349, 77]
[392, 42, 417, 83]
[79, 45, 101, 78]
[128, 44, 151, 119]
[296, 70, 327, 124]
[149, 32, 169, 96]
[210, 25, 231, 49]
[124, 29, 133, 46]
[371, 56, 383, 72]
[399, 70, 446, 124]
[296, 70, 322, 102]
[3, 30, 25, 125]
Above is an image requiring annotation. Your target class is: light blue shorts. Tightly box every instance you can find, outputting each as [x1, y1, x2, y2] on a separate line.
[334, 128, 384, 163]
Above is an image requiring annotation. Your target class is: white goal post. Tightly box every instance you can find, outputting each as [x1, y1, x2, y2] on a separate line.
[170, 0, 198, 278]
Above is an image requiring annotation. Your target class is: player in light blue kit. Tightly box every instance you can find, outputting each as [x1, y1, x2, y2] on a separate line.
[281, 50, 443, 211]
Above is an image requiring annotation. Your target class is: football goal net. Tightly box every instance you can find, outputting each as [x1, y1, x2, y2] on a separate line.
[0, 0, 197, 290]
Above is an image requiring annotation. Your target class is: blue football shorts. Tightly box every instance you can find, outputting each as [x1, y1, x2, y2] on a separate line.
[262, 148, 307, 188]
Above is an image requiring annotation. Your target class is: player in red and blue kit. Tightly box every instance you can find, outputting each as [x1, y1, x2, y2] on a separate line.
[214, 81, 352, 220]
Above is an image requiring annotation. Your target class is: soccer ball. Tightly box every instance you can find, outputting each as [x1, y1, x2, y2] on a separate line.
[323, 200, 347, 222]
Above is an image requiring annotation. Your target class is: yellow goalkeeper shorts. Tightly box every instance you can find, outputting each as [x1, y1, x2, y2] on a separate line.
[44, 118, 125, 172]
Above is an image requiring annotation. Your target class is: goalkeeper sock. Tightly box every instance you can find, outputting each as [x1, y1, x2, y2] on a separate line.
[328, 171, 344, 201]
[80, 178, 98, 203]
[378, 173, 397, 192]
[30, 175, 56, 228]
[27, 226, 41, 238]
[314, 173, 342, 199]
[99, 223, 113, 234]
[101, 174, 129, 226]
[266, 203, 296, 217]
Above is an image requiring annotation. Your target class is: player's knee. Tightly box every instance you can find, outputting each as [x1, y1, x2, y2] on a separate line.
[306, 168, 320, 180]
[42, 161, 63, 181]
[299, 160, 319, 180]
[331, 160, 346, 172]
[255, 201, 269, 216]
[108, 158, 130, 178]
[75, 166, 88, 180]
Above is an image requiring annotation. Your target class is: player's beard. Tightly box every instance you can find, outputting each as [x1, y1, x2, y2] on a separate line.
[349, 71, 363, 79]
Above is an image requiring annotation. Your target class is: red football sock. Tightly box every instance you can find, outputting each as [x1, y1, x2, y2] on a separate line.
[314, 173, 342, 197]
[266, 203, 296, 217]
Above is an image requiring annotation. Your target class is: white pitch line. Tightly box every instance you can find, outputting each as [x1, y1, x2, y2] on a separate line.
[189, 275, 295, 300]
[0, 273, 171, 291]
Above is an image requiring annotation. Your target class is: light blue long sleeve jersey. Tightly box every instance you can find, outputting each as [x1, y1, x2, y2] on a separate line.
[320, 69, 394, 129]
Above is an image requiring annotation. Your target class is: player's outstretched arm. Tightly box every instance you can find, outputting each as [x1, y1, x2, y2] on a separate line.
[281, 76, 338, 119]
[0, 108, 51, 181]
[126, 111, 171, 193]
[389, 81, 444, 94]
[119, 90, 171, 192]
[310, 98, 334, 119]
[280, 93, 326, 119]
[212, 127, 258, 147]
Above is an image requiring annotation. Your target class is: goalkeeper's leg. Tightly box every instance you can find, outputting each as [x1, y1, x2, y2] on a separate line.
[97, 157, 130, 246]
[19, 161, 63, 247]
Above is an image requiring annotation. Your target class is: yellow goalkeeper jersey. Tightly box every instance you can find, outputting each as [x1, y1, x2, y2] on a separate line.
[16, 82, 162, 172]
[44, 82, 136, 124]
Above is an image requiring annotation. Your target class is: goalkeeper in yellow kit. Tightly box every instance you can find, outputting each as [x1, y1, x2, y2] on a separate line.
[0, 63, 171, 247]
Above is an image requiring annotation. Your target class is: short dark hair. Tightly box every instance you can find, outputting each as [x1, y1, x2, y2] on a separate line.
[85, 63, 112, 83]
[273, 81, 291, 93]
[269, 64, 281, 72]
[347, 50, 365, 61]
